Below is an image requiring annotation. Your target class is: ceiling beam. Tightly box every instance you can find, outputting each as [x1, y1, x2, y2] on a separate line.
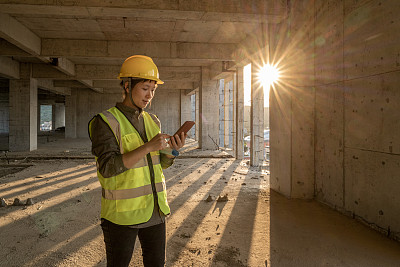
[0, 56, 20, 79]
[51, 57, 76, 76]
[37, 79, 71, 96]
[53, 80, 86, 88]
[209, 61, 236, 80]
[78, 79, 103, 93]
[41, 39, 237, 60]
[0, 39, 31, 57]
[0, 13, 52, 64]
[0, 12, 41, 56]
[0, 3, 286, 23]
[32, 63, 201, 81]
[91, 80, 195, 90]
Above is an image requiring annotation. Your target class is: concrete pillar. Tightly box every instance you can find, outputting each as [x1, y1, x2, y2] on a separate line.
[37, 102, 41, 133]
[235, 68, 244, 160]
[54, 103, 65, 129]
[250, 63, 264, 166]
[228, 79, 234, 148]
[232, 74, 237, 154]
[224, 80, 229, 147]
[218, 80, 224, 146]
[195, 92, 199, 141]
[0, 80, 9, 151]
[190, 94, 196, 138]
[9, 63, 37, 151]
[65, 88, 77, 138]
[180, 90, 191, 130]
[199, 67, 219, 150]
[51, 104, 56, 130]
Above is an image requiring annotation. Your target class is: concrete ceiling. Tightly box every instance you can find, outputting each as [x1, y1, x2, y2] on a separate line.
[0, 1, 287, 93]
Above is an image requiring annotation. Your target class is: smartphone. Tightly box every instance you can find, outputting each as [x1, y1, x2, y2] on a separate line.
[174, 121, 195, 136]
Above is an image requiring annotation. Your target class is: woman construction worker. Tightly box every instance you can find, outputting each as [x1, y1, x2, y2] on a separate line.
[88, 55, 186, 267]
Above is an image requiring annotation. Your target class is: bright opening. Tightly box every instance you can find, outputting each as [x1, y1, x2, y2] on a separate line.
[40, 105, 52, 131]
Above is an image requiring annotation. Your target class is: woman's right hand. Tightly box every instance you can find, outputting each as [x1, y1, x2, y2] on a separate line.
[146, 133, 171, 152]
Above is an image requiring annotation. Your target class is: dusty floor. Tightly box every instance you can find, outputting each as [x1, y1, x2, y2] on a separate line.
[1, 138, 400, 267]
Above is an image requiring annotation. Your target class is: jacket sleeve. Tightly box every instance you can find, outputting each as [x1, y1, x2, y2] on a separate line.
[90, 115, 128, 178]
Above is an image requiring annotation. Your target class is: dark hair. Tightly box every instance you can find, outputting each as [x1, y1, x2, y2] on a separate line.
[121, 78, 157, 95]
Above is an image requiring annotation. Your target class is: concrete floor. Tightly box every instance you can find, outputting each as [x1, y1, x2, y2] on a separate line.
[1, 136, 400, 266]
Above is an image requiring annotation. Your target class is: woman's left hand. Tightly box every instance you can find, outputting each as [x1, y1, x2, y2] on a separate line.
[168, 132, 187, 151]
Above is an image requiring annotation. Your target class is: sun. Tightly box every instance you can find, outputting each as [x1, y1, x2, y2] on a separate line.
[258, 64, 280, 88]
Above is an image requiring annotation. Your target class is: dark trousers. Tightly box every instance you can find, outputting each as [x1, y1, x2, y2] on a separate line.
[101, 219, 166, 267]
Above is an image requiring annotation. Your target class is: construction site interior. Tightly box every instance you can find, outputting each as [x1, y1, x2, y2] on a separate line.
[0, 1, 400, 266]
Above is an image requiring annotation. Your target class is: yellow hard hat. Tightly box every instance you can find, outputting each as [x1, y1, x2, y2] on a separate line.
[118, 55, 164, 84]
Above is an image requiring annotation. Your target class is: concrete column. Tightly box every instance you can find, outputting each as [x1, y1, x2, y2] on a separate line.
[9, 63, 37, 151]
[65, 88, 77, 138]
[0, 80, 9, 151]
[190, 94, 196, 138]
[199, 67, 219, 150]
[180, 90, 191, 127]
[37, 102, 41, 133]
[250, 63, 264, 166]
[228, 79, 234, 148]
[51, 104, 56, 130]
[235, 68, 244, 160]
[195, 92, 199, 141]
[232, 74, 237, 154]
[218, 80, 223, 146]
[224, 80, 229, 147]
[54, 103, 65, 129]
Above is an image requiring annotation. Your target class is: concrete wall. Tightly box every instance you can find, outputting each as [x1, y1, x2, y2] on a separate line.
[314, 0, 400, 240]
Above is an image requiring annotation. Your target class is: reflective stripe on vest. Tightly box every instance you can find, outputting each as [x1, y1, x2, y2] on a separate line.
[102, 181, 165, 200]
[101, 110, 123, 153]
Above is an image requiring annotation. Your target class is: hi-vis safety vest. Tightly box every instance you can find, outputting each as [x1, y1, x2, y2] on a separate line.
[88, 107, 170, 225]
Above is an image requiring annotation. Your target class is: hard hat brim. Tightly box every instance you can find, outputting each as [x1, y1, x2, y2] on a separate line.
[118, 74, 164, 84]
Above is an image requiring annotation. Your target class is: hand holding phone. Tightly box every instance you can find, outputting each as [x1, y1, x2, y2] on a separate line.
[160, 121, 195, 157]
[174, 121, 195, 137]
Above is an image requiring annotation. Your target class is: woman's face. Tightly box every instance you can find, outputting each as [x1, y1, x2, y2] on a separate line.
[126, 80, 157, 109]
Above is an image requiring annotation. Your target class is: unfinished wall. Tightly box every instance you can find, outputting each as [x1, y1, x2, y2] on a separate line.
[315, 0, 400, 240]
